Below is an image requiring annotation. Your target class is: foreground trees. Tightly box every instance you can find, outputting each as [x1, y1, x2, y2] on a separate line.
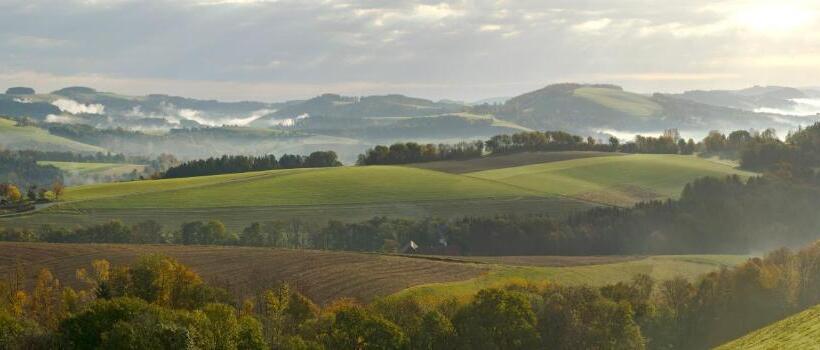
[0, 239, 819, 349]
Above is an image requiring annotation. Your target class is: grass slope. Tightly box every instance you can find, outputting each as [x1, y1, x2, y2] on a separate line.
[468, 154, 754, 206]
[63, 166, 533, 209]
[393, 255, 749, 304]
[0, 117, 105, 153]
[573, 87, 663, 118]
[411, 151, 622, 174]
[39, 161, 146, 177]
[716, 304, 820, 350]
[3, 197, 593, 230]
[1, 153, 755, 228]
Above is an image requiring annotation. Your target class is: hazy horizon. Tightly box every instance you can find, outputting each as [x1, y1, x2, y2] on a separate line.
[1, 0, 819, 102]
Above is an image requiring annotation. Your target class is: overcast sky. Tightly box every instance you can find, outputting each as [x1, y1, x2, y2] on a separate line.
[0, 0, 818, 102]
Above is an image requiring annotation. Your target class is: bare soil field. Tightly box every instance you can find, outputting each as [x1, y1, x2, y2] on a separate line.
[0, 242, 485, 305]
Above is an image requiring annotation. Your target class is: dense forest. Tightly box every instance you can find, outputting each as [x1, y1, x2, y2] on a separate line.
[162, 151, 342, 179]
[358, 129, 695, 165]
[0, 240, 818, 349]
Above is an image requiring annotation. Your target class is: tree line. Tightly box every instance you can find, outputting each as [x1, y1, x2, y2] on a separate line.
[163, 151, 342, 179]
[358, 129, 696, 165]
[701, 122, 820, 173]
[1, 240, 818, 349]
[357, 141, 484, 165]
[0, 149, 63, 189]
[10, 150, 130, 164]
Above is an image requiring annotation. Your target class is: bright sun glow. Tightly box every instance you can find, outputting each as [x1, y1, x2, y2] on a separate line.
[732, 3, 813, 32]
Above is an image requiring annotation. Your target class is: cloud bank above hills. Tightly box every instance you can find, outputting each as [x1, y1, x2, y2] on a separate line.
[1, 0, 818, 101]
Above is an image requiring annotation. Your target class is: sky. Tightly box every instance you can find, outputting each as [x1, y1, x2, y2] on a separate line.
[0, 0, 818, 102]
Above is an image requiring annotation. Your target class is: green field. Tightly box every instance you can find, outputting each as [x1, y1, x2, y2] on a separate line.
[1, 153, 754, 228]
[468, 154, 754, 205]
[392, 255, 749, 304]
[411, 151, 621, 174]
[0, 117, 105, 153]
[573, 87, 663, 118]
[716, 304, 820, 350]
[39, 161, 145, 177]
[63, 166, 533, 208]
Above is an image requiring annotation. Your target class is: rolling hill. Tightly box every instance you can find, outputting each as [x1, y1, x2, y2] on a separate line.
[0, 152, 751, 229]
[715, 304, 820, 350]
[492, 83, 814, 134]
[467, 154, 754, 206]
[0, 117, 105, 153]
[39, 161, 147, 185]
[0, 242, 748, 306]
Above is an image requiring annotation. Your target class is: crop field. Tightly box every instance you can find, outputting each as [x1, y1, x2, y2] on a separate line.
[0, 242, 748, 306]
[573, 87, 663, 118]
[0, 117, 105, 153]
[467, 154, 754, 206]
[411, 151, 622, 174]
[716, 304, 820, 350]
[0, 242, 485, 305]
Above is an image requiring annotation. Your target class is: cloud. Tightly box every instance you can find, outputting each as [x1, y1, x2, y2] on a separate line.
[45, 114, 83, 124]
[412, 3, 462, 21]
[51, 98, 106, 114]
[0, 0, 819, 101]
[479, 24, 503, 32]
[4, 34, 70, 49]
[597, 72, 742, 81]
[572, 18, 612, 33]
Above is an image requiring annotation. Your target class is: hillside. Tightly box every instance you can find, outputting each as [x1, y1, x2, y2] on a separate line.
[251, 93, 463, 126]
[670, 85, 818, 115]
[0, 242, 747, 306]
[410, 151, 621, 174]
[61, 166, 532, 208]
[395, 254, 748, 304]
[39, 161, 147, 185]
[0, 117, 105, 153]
[38, 161, 146, 176]
[467, 154, 754, 206]
[716, 304, 820, 350]
[491, 83, 813, 134]
[0, 153, 751, 228]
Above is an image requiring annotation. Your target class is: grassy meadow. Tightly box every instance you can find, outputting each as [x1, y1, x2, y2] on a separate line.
[716, 304, 820, 350]
[39, 161, 146, 177]
[468, 154, 754, 205]
[63, 166, 533, 208]
[391, 254, 749, 304]
[0, 117, 105, 153]
[0, 152, 755, 228]
[573, 87, 663, 118]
